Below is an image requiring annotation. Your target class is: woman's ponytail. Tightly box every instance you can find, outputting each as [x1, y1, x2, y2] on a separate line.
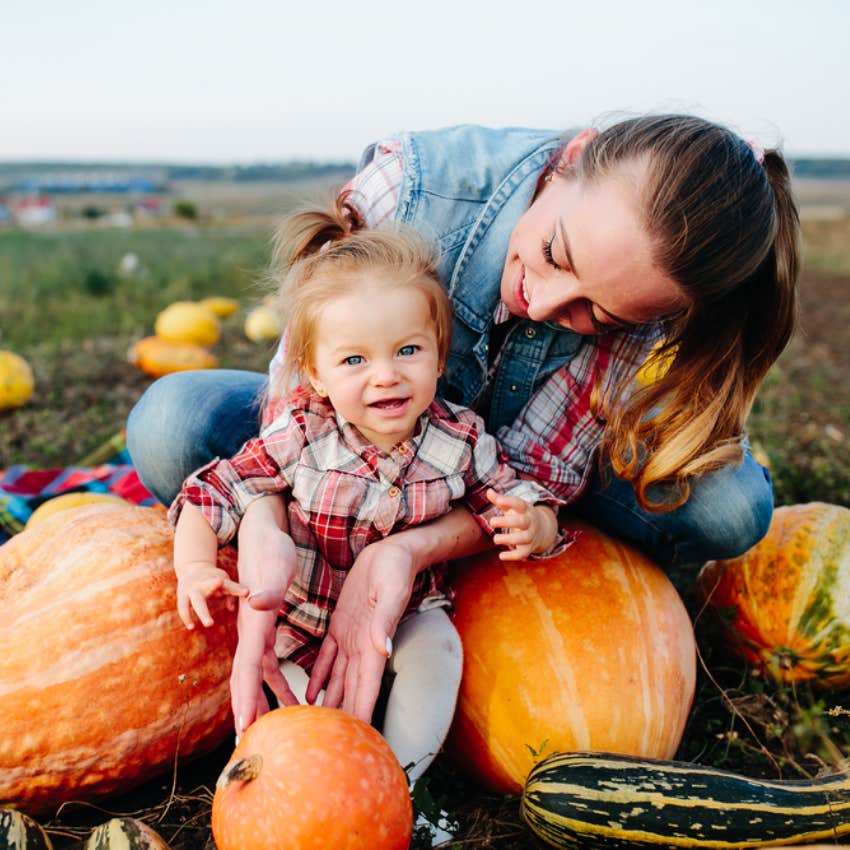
[755, 151, 800, 377]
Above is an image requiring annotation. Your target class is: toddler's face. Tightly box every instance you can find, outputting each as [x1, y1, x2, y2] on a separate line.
[307, 279, 442, 453]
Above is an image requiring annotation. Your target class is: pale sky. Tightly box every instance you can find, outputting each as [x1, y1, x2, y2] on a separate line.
[2, 0, 849, 163]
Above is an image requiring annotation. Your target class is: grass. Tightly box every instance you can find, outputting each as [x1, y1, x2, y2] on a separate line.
[2, 189, 850, 849]
[0, 228, 272, 350]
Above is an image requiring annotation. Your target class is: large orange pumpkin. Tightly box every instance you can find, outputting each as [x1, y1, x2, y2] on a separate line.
[0, 504, 238, 815]
[698, 502, 850, 688]
[212, 705, 412, 850]
[446, 520, 696, 794]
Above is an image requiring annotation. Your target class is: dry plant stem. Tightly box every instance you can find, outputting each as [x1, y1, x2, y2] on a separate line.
[693, 579, 784, 776]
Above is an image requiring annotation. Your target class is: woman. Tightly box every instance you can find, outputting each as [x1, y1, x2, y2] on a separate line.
[127, 114, 799, 725]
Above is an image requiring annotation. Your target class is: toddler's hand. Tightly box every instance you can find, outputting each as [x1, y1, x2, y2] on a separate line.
[486, 489, 556, 561]
[176, 560, 248, 629]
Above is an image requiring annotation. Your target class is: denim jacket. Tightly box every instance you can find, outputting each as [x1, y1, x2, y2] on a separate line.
[357, 125, 586, 432]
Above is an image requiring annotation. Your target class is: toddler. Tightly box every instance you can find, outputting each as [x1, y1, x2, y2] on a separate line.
[169, 206, 563, 794]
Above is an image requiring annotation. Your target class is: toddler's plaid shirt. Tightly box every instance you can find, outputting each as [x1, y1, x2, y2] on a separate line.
[171, 390, 564, 669]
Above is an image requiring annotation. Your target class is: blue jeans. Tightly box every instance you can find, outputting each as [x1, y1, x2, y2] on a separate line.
[127, 370, 773, 568]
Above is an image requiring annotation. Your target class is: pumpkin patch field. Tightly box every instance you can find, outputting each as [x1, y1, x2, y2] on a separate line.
[1, 181, 850, 849]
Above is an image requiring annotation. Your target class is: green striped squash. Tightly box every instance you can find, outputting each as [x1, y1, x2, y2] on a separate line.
[0, 808, 53, 849]
[83, 817, 171, 850]
[521, 752, 850, 849]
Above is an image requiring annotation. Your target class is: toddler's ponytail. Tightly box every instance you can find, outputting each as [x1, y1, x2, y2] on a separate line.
[271, 194, 357, 272]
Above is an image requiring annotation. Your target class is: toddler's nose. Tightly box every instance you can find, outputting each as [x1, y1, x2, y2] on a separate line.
[370, 361, 400, 385]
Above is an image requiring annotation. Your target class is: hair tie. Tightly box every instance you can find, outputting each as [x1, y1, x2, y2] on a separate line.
[318, 231, 352, 254]
[745, 138, 765, 166]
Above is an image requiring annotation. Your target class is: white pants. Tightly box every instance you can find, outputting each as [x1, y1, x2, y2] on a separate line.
[280, 607, 463, 784]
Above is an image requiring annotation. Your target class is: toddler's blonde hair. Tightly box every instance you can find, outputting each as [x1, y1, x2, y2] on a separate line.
[268, 198, 452, 397]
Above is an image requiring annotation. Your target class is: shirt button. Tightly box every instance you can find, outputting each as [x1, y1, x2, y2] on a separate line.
[397, 445, 408, 455]
[525, 326, 537, 338]
[388, 486, 401, 498]
[510, 384, 518, 392]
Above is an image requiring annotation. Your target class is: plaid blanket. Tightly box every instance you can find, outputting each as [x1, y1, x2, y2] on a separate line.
[0, 434, 157, 543]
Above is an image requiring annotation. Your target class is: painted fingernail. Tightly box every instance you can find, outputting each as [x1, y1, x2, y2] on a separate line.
[386, 636, 393, 657]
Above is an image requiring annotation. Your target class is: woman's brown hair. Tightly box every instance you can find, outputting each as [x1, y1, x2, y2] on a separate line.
[578, 115, 800, 510]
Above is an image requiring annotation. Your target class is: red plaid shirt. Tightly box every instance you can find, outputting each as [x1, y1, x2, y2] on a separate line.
[267, 139, 655, 503]
[171, 389, 563, 668]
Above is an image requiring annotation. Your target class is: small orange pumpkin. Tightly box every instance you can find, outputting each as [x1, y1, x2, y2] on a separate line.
[446, 520, 697, 794]
[129, 336, 218, 378]
[698, 502, 850, 688]
[0, 504, 237, 815]
[212, 705, 412, 850]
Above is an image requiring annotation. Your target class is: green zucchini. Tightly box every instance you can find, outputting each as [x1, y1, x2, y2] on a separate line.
[521, 751, 850, 849]
[0, 808, 53, 850]
[83, 818, 171, 850]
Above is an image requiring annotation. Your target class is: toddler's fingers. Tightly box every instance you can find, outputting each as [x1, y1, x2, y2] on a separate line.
[190, 593, 215, 628]
[222, 578, 250, 598]
[490, 512, 531, 531]
[499, 545, 533, 561]
[177, 595, 195, 630]
[493, 530, 533, 548]
[486, 488, 529, 512]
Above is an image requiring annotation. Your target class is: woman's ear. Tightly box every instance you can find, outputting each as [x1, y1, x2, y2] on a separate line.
[557, 127, 599, 169]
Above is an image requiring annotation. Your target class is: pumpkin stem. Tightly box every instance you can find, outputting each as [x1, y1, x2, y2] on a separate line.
[216, 754, 263, 790]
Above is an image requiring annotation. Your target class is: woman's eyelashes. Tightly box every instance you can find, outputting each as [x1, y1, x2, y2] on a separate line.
[587, 303, 616, 333]
[542, 235, 561, 270]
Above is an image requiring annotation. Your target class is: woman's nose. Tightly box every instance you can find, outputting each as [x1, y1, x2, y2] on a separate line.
[527, 275, 581, 323]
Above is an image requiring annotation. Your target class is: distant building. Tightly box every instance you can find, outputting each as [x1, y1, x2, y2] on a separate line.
[136, 196, 163, 216]
[11, 196, 57, 227]
[16, 169, 165, 194]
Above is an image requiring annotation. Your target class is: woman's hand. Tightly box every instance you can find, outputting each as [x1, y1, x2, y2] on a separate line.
[306, 538, 415, 723]
[230, 599, 298, 740]
[230, 495, 299, 739]
[307, 507, 490, 723]
[486, 489, 559, 560]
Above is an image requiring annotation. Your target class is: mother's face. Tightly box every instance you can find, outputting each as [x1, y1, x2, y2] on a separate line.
[500, 141, 688, 335]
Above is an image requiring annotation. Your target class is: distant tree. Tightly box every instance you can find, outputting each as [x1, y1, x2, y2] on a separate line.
[172, 200, 198, 220]
[81, 206, 104, 220]
[83, 268, 117, 297]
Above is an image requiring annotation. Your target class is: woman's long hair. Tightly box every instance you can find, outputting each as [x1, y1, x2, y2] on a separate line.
[579, 115, 800, 510]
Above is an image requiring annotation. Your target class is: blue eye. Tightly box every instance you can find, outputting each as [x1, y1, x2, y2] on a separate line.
[398, 345, 418, 356]
[344, 355, 364, 366]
